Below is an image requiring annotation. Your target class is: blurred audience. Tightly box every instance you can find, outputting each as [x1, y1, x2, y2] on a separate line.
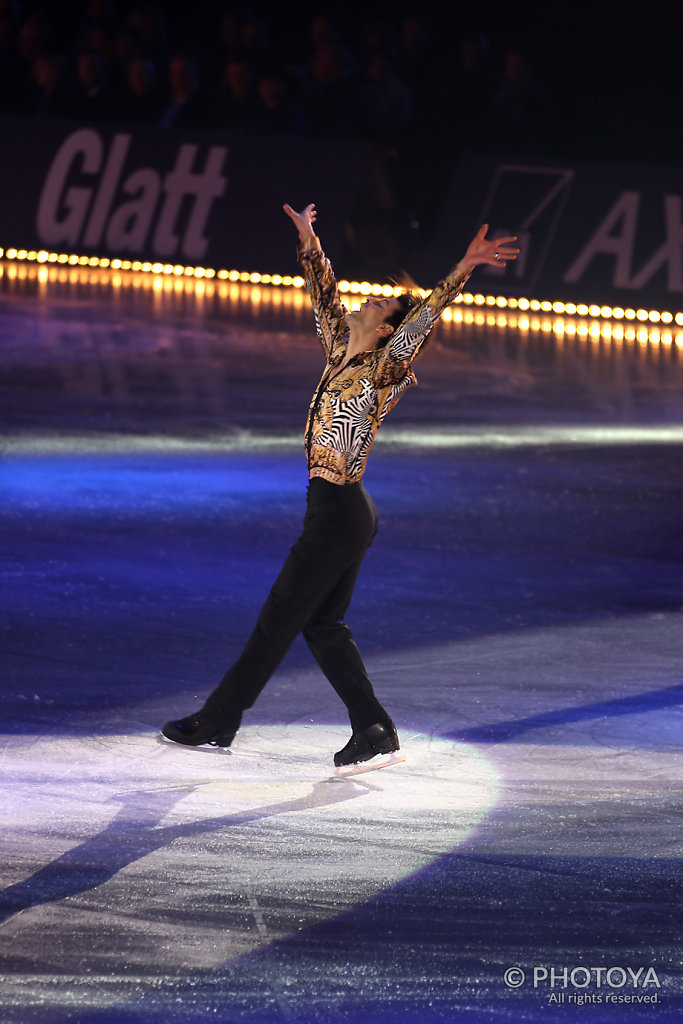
[159, 53, 206, 128]
[0, 0, 591, 160]
[213, 54, 258, 133]
[70, 49, 117, 121]
[356, 48, 411, 144]
[489, 48, 545, 152]
[305, 41, 358, 138]
[120, 56, 163, 124]
[31, 52, 72, 118]
[253, 65, 305, 137]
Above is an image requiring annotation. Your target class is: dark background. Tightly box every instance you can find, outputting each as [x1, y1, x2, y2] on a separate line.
[2, 0, 681, 232]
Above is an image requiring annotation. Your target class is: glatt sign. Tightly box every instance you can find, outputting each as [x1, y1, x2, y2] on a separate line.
[36, 128, 228, 260]
[0, 116, 363, 273]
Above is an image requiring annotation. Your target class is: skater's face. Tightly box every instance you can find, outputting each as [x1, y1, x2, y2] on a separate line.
[348, 296, 402, 342]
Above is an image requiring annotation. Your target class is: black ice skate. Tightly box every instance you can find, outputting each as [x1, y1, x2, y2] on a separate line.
[333, 721, 405, 776]
[161, 709, 241, 748]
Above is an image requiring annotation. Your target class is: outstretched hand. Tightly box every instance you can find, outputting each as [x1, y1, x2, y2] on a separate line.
[283, 202, 317, 242]
[458, 224, 519, 275]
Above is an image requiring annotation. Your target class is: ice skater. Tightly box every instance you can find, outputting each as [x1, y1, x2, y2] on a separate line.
[161, 202, 518, 769]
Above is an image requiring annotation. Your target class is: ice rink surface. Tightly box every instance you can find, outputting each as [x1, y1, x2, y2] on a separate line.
[1, 268, 681, 1022]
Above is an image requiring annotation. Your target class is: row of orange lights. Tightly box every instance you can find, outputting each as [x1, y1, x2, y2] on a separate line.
[0, 245, 305, 289]
[445, 309, 683, 346]
[2, 245, 682, 329]
[8, 264, 679, 348]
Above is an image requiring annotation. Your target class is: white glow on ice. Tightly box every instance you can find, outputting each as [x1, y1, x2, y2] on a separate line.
[2, 726, 498, 837]
[4, 423, 683, 456]
[380, 424, 683, 448]
[0, 727, 500, 974]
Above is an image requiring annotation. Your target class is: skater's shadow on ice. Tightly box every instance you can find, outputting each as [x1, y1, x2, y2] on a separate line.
[450, 682, 683, 745]
[0, 778, 363, 924]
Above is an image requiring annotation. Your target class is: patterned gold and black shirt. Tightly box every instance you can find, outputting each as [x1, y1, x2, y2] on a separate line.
[299, 236, 471, 485]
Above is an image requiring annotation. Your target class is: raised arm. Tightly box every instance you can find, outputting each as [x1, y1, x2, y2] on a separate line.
[283, 203, 346, 361]
[385, 224, 519, 366]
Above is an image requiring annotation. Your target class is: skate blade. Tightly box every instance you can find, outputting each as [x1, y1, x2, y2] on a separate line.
[333, 751, 406, 778]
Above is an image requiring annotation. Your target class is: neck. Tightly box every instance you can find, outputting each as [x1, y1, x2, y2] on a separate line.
[346, 320, 381, 358]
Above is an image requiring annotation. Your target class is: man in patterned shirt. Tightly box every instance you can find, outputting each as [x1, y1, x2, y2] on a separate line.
[162, 203, 518, 770]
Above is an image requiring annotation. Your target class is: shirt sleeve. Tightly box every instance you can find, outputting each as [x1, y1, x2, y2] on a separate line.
[298, 235, 347, 362]
[375, 266, 472, 382]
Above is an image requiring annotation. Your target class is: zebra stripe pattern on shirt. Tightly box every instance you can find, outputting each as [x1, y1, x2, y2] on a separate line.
[389, 306, 435, 362]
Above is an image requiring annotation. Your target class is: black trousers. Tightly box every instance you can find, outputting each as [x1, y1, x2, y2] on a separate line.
[202, 477, 391, 732]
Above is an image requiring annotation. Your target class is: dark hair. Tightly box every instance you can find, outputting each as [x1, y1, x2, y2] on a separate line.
[383, 291, 417, 333]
